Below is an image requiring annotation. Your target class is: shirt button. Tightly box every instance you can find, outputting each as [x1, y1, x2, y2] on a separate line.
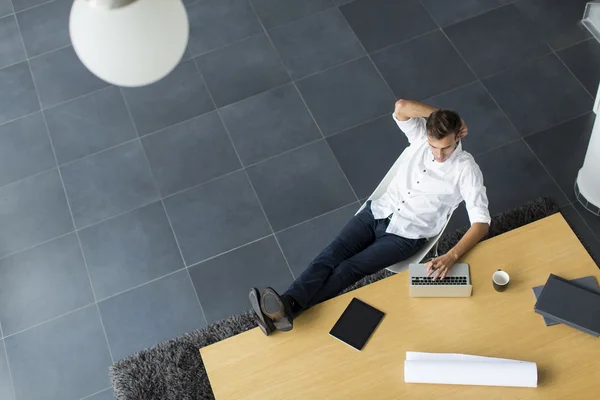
[417, 181, 420, 184]
[408, 192, 411, 194]
[402, 201, 405, 203]
[423, 170, 426, 172]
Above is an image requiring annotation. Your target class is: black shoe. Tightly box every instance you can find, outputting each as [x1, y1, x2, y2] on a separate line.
[261, 287, 294, 332]
[249, 288, 275, 336]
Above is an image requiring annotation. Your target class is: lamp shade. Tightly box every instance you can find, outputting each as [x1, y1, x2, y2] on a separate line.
[69, 0, 189, 87]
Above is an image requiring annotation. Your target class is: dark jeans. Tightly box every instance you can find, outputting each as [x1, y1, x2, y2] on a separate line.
[285, 202, 425, 313]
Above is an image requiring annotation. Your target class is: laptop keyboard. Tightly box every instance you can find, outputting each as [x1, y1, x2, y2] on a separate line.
[411, 276, 468, 286]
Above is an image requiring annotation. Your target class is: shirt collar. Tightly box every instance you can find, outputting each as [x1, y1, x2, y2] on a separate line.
[427, 140, 463, 173]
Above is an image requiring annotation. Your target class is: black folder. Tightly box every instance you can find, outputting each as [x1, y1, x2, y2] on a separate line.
[329, 298, 384, 351]
[534, 274, 600, 337]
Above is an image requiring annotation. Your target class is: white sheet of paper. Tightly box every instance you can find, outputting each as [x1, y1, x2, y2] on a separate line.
[404, 352, 538, 388]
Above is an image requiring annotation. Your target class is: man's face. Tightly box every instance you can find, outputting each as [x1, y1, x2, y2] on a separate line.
[427, 133, 459, 163]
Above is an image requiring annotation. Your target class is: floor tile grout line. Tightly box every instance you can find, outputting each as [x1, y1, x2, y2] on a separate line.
[0, 84, 112, 131]
[436, 26, 524, 143]
[1, 302, 96, 340]
[1, 327, 17, 400]
[16, 4, 116, 362]
[521, 139, 572, 206]
[571, 202, 600, 243]
[251, 1, 362, 205]
[551, 36, 594, 53]
[11, 0, 55, 15]
[205, 4, 299, 281]
[420, 0, 519, 30]
[275, 199, 359, 234]
[118, 85, 210, 326]
[0, 230, 75, 263]
[519, 110, 593, 139]
[24, 43, 73, 64]
[367, 27, 442, 59]
[550, 45, 595, 100]
[436, 20, 574, 206]
[79, 387, 113, 400]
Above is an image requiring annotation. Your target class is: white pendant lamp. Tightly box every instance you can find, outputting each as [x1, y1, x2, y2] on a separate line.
[69, 0, 189, 87]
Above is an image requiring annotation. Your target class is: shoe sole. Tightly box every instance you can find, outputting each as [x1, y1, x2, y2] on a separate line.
[262, 287, 293, 332]
[249, 288, 275, 336]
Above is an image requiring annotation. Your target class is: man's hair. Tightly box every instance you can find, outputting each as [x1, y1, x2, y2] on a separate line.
[426, 109, 461, 140]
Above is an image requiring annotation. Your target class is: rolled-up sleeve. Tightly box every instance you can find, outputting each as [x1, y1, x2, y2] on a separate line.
[392, 113, 427, 144]
[459, 163, 491, 225]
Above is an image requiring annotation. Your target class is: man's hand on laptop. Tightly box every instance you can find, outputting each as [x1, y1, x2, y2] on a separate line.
[425, 250, 459, 280]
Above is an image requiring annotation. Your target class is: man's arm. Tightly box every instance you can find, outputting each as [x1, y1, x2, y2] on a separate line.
[394, 99, 438, 121]
[426, 223, 489, 280]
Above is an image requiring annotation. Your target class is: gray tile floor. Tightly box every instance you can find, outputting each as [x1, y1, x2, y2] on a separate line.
[0, 0, 599, 399]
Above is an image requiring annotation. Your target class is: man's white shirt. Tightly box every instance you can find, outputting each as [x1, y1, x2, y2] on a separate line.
[370, 114, 491, 239]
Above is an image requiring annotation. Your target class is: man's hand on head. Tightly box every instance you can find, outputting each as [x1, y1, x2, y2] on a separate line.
[425, 251, 459, 280]
[458, 119, 468, 139]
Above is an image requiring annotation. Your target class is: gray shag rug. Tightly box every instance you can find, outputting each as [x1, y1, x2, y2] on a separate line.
[111, 198, 566, 400]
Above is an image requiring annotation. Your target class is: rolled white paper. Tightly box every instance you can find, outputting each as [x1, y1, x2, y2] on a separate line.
[404, 352, 538, 388]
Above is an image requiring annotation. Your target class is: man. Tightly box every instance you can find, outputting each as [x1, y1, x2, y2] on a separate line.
[250, 99, 491, 336]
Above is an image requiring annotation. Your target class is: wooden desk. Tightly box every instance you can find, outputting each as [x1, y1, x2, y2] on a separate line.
[201, 214, 600, 399]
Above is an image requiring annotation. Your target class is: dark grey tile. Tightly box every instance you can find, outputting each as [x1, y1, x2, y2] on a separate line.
[16, 0, 70, 57]
[163, 170, 271, 265]
[514, 0, 591, 50]
[332, 0, 354, 4]
[5, 306, 112, 400]
[186, 0, 262, 56]
[340, 0, 437, 52]
[444, 4, 550, 78]
[0, 15, 25, 68]
[220, 84, 321, 165]
[0, 112, 55, 187]
[525, 113, 594, 202]
[79, 202, 184, 300]
[29, 46, 109, 108]
[421, 0, 511, 26]
[296, 57, 394, 136]
[0, 340, 15, 400]
[247, 140, 356, 231]
[483, 54, 592, 136]
[269, 8, 364, 80]
[85, 389, 117, 400]
[196, 34, 290, 108]
[327, 115, 407, 199]
[189, 236, 293, 323]
[561, 204, 600, 264]
[60, 140, 159, 228]
[276, 203, 357, 277]
[0, 234, 94, 336]
[427, 81, 520, 156]
[0, 62, 40, 124]
[573, 202, 600, 240]
[121, 60, 214, 135]
[142, 112, 240, 196]
[0, 0, 12, 17]
[44, 86, 137, 165]
[371, 30, 476, 100]
[0, 169, 73, 258]
[11, 0, 50, 12]
[98, 270, 205, 360]
[475, 140, 568, 214]
[251, 0, 333, 29]
[558, 39, 600, 97]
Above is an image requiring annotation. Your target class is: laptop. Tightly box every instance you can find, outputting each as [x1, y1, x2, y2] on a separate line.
[409, 263, 472, 297]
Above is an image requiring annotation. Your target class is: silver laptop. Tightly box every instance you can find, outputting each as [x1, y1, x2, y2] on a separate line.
[409, 263, 472, 297]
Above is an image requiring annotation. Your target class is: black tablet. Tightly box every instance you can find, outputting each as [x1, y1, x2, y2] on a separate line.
[329, 298, 385, 351]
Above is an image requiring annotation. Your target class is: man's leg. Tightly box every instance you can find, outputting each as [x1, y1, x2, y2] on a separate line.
[283, 205, 378, 310]
[304, 220, 425, 309]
